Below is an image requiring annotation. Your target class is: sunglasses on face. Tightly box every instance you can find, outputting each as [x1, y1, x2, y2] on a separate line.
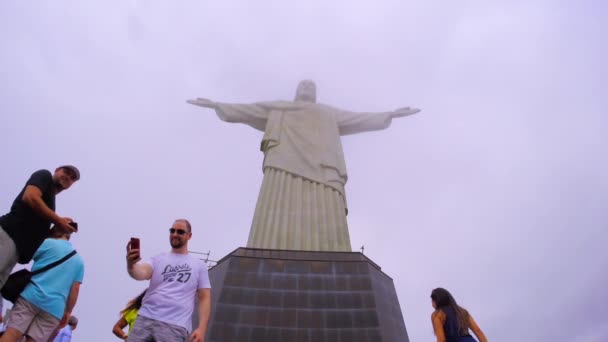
[169, 228, 188, 235]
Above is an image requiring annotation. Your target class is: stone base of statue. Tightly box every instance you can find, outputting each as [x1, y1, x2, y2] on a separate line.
[203, 247, 409, 342]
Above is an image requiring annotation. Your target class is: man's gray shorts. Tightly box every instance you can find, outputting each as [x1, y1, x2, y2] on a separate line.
[0, 226, 18, 289]
[127, 315, 189, 342]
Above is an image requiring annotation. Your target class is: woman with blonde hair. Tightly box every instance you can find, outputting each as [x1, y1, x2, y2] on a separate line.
[112, 289, 146, 340]
[430, 288, 488, 342]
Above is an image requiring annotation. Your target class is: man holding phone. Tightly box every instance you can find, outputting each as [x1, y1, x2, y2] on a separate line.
[126, 219, 211, 342]
[0, 165, 80, 290]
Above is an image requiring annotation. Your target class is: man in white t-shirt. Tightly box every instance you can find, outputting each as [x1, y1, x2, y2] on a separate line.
[126, 219, 211, 342]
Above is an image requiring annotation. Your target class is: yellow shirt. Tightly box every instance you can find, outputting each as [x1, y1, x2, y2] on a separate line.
[123, 309, 139, 333]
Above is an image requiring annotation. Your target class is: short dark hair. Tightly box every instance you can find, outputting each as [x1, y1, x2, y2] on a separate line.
[56, 165, 80, 181]
[174, 219, 192, 232]
[48, 226, 71, 240]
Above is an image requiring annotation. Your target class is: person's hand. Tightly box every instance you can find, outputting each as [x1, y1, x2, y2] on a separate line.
[392, 107, 420, 118]
[122, 333, 128, 340]
[189, 328, 205, 342]
[187, 98, 217, 109]
[59, 311, 71, 328]
[56, 217, 77, 233]
[126, 241, 141, 267]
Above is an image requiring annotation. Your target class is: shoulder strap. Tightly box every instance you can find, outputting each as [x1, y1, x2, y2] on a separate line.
[31, 250, 77, 276]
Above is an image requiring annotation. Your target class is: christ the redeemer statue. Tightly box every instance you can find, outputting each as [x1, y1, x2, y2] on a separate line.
[187, 80, 420, 252]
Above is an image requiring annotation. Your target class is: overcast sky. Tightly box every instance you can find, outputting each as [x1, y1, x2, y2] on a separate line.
[1, 1, 607, 341]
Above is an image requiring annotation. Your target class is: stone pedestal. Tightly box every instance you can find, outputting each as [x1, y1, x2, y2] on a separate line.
[202, 247, 408, 342]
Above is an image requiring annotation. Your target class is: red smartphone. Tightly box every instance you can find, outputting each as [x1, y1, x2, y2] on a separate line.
[130, 237, 140, 258]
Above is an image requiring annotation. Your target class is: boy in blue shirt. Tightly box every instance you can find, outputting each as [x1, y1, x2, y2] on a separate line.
[0, 226, 84, 342]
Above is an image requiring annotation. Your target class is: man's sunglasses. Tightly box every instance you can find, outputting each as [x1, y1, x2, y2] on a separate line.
[169, 228, 188, 235]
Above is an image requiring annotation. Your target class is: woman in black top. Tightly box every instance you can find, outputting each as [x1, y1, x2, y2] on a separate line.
[431, 288, 488, 342]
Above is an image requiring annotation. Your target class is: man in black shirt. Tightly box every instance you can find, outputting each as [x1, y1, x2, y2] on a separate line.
[0, 165, 81, 289]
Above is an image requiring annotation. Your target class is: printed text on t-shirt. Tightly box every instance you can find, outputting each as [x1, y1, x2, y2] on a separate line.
[162, 263, 192, 283]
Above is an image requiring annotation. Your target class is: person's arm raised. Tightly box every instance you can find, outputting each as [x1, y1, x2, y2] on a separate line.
[126, 241, 152, 280]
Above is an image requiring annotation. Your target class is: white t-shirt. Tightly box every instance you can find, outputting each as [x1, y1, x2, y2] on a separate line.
[137, 252, 211, 332]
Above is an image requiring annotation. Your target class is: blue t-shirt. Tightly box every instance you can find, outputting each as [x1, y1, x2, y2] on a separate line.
[21, 239, 84, 319]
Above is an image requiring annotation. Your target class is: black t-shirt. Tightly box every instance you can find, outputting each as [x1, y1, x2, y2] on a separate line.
[0, 170, 56, 263]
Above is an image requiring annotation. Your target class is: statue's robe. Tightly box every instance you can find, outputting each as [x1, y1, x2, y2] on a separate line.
[214, 100, 398, 251]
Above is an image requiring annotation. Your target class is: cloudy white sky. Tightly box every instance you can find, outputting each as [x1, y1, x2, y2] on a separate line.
[1, 1, 607, 341]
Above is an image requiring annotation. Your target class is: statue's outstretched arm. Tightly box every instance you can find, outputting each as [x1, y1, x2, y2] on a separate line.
[392, 107, 421, 118]
[187, 98, 217, 109]
[187, 98, 269, 132]
[336, 106, 420, 136]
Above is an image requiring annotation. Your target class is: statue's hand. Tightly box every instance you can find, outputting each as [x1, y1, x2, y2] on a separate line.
[187, 98, 217, 109]
[392, 107, 420, 118]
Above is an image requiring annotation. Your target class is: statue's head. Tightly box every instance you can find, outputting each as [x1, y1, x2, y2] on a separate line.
[294, 80, 317, 103]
